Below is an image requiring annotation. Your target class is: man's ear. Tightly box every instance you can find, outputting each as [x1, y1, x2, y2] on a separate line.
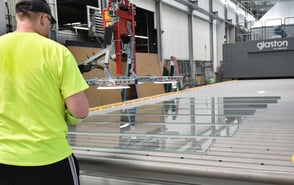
[40, 14, 46, 26]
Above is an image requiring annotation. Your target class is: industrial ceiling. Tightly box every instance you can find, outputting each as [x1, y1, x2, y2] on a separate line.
[57, 0, 98, 25]
[56, 0, 287, 25]
[237, 0, 289, 19]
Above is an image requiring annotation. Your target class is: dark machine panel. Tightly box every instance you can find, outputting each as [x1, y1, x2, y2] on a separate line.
[223, 38, 294, 79]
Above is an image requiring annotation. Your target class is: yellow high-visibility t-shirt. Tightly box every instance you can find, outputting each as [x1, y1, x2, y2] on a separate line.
[0, 32, 89, 166]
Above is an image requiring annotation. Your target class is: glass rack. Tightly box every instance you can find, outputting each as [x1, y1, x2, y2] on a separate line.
[68, 96, 280, 154]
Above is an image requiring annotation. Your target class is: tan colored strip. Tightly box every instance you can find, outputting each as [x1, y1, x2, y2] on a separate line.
[89, 80, 235, 112]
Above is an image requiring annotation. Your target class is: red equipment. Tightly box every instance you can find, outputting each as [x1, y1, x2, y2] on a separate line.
[105, 0, 136, 76]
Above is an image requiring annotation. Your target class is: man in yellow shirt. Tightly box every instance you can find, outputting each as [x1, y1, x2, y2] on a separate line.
[0, 0, 89, 184]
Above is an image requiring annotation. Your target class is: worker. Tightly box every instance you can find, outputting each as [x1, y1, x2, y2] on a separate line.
[0, 0, 89, 185]
[272, 25, 282, 39]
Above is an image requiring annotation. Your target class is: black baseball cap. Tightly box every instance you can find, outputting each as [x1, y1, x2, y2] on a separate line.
[15, 0, 56, 24]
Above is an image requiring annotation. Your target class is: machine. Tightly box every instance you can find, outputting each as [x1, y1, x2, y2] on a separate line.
[222, 18, 294, 80]
[78, 0, 183, 99]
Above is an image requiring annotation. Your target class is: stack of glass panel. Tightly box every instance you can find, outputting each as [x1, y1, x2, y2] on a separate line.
[68, 96, 280, 155]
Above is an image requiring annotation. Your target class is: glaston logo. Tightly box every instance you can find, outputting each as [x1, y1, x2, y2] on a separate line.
[256, 40, 288, 50]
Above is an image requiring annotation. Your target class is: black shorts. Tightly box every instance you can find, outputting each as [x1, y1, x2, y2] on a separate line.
[0, 154, 80, 185]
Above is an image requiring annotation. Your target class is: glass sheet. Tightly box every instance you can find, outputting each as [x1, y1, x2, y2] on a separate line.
[69, 96, 280, 154]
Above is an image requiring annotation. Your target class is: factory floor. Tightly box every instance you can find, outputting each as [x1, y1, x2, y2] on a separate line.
[71, 78, 294, 185]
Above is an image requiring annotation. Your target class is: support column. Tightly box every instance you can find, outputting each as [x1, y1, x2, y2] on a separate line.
[209, 0, 214, 71]
[188, 4, 195, 87]
[224, 2, 228, 43]
[0, 0, 7, 34]
[155, 0, 163, 62]
[100, 0, 105, 9]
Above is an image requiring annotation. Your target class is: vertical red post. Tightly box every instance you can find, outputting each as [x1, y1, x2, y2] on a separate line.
[114, 22, 122, 76]
[107, 0, 136, 76]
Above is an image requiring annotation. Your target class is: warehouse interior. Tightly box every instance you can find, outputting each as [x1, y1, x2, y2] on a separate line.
[1, 0, 294, 184]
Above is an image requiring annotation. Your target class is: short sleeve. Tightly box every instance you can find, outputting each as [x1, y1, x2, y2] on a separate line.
[59, 49, 89, 99]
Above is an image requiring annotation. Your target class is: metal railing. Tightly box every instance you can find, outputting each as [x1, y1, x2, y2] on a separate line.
[236, 17, 294, 42]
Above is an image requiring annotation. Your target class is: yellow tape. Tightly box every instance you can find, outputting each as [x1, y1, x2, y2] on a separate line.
[89, 80, 236, 112]
[292, 155, 294, 162]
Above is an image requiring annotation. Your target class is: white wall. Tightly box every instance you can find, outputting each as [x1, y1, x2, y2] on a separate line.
[131, 0, 215, 62]
[193, 19, 211, 61]
[130, 0, 155, 12]
[3, 0, 17, 32]
[162, 0, 187, 11]
[194, 0, 209, 20]
[227, 7, 236, 24]
[213, 0, 225, 19]
[151, 0, 237, 66]
[161, 4, 189, 60]
[47, 0, 58, 30]
[0, 0, 6, 35]
[198, 0, 209, 11]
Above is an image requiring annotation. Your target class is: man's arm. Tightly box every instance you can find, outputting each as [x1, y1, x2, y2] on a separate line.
[65, 91, 89, 119]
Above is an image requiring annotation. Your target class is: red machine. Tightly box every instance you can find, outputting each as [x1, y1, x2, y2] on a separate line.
[104, 0, 136, 76]
[78, 0, 182, 94]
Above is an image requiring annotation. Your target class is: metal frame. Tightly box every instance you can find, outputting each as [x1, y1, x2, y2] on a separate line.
[78, 0, 183, 90]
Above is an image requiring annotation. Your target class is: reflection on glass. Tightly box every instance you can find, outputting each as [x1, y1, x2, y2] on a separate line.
[68, 96, 280, 154]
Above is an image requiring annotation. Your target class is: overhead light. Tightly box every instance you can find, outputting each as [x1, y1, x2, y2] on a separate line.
[97, 85, 130, 90]
[120, 123, 130, 128]
[154, 81, 178, 84]
[73, 26, 89, 31]
[258, 90, 266, 94]
[135, 35, 148, 39]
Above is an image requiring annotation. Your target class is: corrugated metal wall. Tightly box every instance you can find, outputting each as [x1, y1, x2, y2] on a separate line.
[2, 0, 17, 32]
[48, 0, 57, 29]
[161, 4, 189, 60]
[193, 19, 211, 61]
[0, 0, 5, 34]
[0, 0, 256, 75]
[1, 0, 57, 34]
[131, 0, 155, 12]
[129, 0, 254, 74]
